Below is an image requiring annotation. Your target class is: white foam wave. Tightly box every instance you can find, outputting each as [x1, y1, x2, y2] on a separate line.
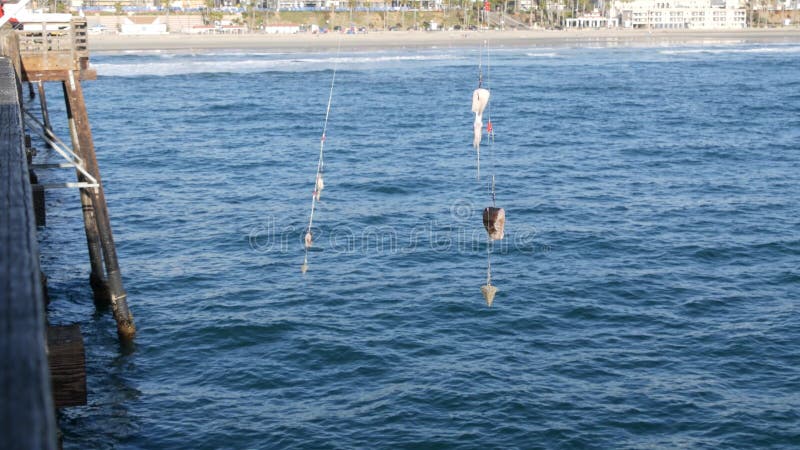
[95, 54, 459, 77]
[525, 52, 560, 58]
[660, 46, 800, 55]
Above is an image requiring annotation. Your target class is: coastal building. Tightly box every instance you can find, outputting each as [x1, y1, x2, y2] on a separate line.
[74, 0, 157, 10]
[264, 0, 433, 10]
[120, 15, 167, 34]
[74, 0, 436, 10]
[564, 11, 619, 28]
[170, 0, 207, 9]
[614, 0, 747, 29]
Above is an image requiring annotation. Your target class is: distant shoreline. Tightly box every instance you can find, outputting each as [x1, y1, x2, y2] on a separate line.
[88, 28, 800, 53]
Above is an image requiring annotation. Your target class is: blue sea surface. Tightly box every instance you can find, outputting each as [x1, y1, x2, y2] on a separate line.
[33, 40, 800, 448]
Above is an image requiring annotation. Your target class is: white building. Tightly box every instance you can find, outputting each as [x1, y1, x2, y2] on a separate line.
[615, 0, 747, 29]
[565, 11, 620, 28]
[120, 16, 168, 34]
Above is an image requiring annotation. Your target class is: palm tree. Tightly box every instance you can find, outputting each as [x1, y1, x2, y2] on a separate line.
[348, 0, 356, 25]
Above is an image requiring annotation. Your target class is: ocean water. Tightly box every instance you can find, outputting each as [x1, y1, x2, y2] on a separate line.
[32, 39, 800, 448]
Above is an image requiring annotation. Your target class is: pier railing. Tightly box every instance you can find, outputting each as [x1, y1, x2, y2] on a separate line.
[0, 35, 58, 450]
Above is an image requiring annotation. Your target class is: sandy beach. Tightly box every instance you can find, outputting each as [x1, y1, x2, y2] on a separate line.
[88, 28, 800, 52]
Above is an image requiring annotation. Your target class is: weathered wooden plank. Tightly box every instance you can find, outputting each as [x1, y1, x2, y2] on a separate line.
[0, 53, 57, 450]
[47, 325, 87, 408]
[20, 53, 76, 72]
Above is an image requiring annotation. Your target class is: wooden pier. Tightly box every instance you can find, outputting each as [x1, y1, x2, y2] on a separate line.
[0, 41, 56, 450]
[1, 19, 132, 449]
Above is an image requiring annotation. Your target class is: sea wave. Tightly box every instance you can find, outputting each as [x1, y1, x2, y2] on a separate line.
[94, 54, 460, 77]
[660, 45, 800, 55]
[525, 52, 561, 58]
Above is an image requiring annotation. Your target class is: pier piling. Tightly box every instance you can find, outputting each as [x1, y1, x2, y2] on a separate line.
[62, 74, 135, 340]
[62, 80, 110, 305]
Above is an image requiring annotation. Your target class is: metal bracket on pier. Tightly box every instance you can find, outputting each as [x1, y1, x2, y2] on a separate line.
[22, 108, 99, 189]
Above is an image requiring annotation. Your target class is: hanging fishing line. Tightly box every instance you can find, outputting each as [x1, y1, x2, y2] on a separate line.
[486, 40, 496, 209]
[473, 38, 504, 306]
[302, 40, 341, 274]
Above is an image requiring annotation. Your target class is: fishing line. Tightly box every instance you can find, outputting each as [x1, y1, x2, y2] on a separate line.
[472, 38, 504, 306]
[302, 38, 342, 274]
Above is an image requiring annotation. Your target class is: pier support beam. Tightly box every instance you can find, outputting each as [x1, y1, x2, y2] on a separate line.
[62, 83, 107, 305]
[62, 72, 135, 341]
